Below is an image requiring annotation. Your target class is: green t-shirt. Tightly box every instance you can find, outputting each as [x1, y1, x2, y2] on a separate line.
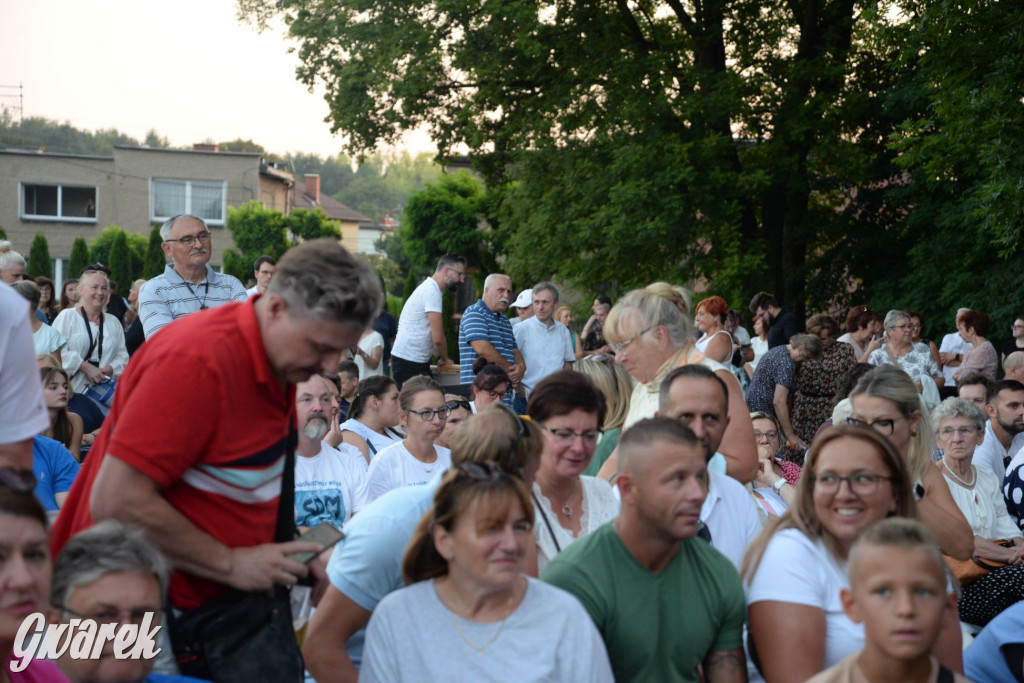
[540, 521, 745, 683]
[583, 428, 621, 477]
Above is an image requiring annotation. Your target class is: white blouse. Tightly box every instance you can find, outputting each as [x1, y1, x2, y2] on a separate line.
[52, 307, 129, 393]
[943, 463, 1023, 540]
[532, 475, 620, 572]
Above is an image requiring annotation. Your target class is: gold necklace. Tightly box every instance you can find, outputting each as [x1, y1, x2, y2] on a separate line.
[442, 580, 519, 656]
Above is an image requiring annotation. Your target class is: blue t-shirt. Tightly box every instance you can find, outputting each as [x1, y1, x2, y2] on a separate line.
[964, 600, 1024, 682]
[32, 435, 79, 511]
[325, 471, 444, 668]
[147, 674, 208, 682]
[457, 298, 517, 388]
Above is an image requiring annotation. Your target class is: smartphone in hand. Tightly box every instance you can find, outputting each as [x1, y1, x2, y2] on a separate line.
[288, 522, 345, 564]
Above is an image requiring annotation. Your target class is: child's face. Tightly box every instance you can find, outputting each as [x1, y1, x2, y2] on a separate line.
[841, 545, 953, 662]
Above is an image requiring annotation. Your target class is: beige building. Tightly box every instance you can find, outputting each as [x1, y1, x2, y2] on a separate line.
[291, 174, 376, 255]
[0, 145, 293, 282]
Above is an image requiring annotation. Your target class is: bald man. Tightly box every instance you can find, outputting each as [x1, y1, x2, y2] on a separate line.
[543, 418, 746, 683]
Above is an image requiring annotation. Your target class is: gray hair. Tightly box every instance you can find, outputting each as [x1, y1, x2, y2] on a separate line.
[11, 279, 40, 311]
[790, 333, 824, 360]
[932, 396, 986, 432]
[883, 309, 910, 330]
[160, 214, 208, 241]
[267, 239, 382, 328]
[1005, 352, 1024, 374]
[51, 520, 170, 609]
[0, 240, 25, 271]
[483, 273, 510, 291]
[531, 281, 559, 302]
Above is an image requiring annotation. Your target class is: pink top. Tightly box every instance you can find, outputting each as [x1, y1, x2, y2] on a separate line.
[5, 653, 72, 682]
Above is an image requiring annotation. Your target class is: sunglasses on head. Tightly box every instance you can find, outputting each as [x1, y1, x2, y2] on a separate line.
[445, 399, 472, 412]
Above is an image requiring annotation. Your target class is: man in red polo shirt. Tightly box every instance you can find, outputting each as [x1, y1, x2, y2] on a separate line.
[50, 239, 382, 612]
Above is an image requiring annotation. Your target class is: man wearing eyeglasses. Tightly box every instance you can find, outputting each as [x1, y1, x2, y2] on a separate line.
[138, 214, 247, 338]
[391, 253, 467, 388]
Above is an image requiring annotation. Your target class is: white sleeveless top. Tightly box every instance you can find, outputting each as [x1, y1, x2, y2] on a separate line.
[340, 418, 402, 457]
[695, 329, 731, 354]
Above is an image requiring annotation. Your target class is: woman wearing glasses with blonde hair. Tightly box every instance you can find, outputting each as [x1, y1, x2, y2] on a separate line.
[363, 376, 452, 505]
[528, 371, 619, 571]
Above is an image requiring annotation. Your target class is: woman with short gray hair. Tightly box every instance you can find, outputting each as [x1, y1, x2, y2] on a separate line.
[933, 396, 1024, 626]
[868, 309, 944, 395]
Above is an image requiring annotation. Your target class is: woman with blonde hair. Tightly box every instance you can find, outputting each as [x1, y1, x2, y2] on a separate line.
[0, 240, 27, 282]
[744, 425, 961, 681]
[848, 365, 973, 560]
[575, 354, 633, 476]
[601, 282, 756, 482]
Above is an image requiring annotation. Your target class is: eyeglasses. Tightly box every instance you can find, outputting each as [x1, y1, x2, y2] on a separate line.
[0, 468, 37, 493]
[445, 399, 472, 412]
[845, 416, 896, 436]
[1013, 324, 1024, 330]
[406, 406, 451, 421]
[890, 324, 913, 331]
[937, 425, 979, 439]
[53, 604, 157, 625]
[539, 424, 601, 446]
[482, 387, 512, 401]
[812, 471, 895, 495]
[164, 231, 212, 247]
[612, 327, 652, 354]
[754, 431, 780, 441]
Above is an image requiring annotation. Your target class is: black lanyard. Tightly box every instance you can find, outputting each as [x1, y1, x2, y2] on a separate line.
[182, 279, 210, 310]
[79, 306, 103, 364]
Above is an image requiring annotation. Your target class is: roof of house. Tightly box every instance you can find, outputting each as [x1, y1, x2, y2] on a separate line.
[292, 183, 371, 223]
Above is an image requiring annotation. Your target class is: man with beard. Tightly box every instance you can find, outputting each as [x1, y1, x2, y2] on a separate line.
[969, 379, 1024, 480]
[542, 418, 746, 683]
[748, 291, 803, 349]
[139, 214, 247, 338]
[391, 253, 467, 388]
[658, 365, 761, 569]
[294, 373, 368, 531]
[457, 272, 525, 405]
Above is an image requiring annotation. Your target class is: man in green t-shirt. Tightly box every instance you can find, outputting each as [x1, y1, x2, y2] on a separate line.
[541, 417, 747, 683]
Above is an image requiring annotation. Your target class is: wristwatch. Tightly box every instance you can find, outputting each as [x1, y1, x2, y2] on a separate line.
[773, 478, 786, 492]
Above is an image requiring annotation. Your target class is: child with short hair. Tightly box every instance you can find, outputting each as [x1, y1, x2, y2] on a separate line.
[808, 518, 969, 683]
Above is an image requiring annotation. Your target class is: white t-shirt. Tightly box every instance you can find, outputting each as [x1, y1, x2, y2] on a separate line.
[972, 420, 1024, 481]
[939, 331, 972, 384]
[33, 323, 67, 356]
[340, 418, 402, 458]
[392, 278, 443, 363]
[746, 528, 861, 670]
[701, 469, 763, 570]
[513, 317, 575, 397]
[355, 331, 385, 379]
[294, 441, 368, 530]
[532, 476, 620, 572]
[361, 441, 452, 507]
[0, 285, 49, 446]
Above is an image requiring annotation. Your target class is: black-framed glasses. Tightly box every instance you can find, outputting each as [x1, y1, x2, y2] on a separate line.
[0, 467, 37, 493]
[406, 406, 451, 421]
[53, 604, 157, 625]
[164, 231, 211, 247]
[539, 423, 601, 446]
[483, 387, 513, 401]
[445, 399, 472, 413]
[812, 471, 895, 495]
[845, 416, 896, 436]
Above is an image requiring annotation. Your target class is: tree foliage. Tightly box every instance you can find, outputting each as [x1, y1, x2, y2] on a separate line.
[226, 201, 290, 270]
[144, 225, 166, 279]
[286, 207, 342, 242]
[89, 226, 147, 281]
[108, 231, 132, 290]
[68, 237, 90, 280]
[27, 234, 52, 280]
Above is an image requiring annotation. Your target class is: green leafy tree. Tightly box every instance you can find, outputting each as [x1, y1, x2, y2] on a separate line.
[401, 172, 498, 278]
[143, 225, 166, 278]
[285, 207, 342, 242]
[108, 231, 132, 291]
[222, 250, 248, 282]
[68, 237, 90, 279]
[27, 234, 52, 279]
[226, 201, 290, 269]
[89, 226, 147, 280]
[0, 224, 7, 240]
[241, 0, 914, 316]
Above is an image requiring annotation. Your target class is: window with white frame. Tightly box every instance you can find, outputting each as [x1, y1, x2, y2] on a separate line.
[151, 178, 226, 225]
[21, 184, 97, 222]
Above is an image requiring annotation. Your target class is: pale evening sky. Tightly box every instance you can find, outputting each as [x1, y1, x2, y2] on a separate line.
[0, 0, 433, 158]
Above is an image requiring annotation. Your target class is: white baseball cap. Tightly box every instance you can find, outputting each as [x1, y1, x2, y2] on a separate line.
[511, 289, 533, 308]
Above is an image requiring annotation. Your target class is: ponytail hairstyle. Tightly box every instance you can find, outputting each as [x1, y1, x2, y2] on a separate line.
[347, 375, 397, 420]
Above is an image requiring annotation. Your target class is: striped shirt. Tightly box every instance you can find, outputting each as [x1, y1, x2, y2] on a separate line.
[458, 299, 517, 384]
[139, 263, 247, 338]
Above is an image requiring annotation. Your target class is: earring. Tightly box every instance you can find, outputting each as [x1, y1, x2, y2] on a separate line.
[910, 429, 917, 437]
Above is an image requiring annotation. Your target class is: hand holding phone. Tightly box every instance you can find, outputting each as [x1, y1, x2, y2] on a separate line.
[288, 522, 345, 564]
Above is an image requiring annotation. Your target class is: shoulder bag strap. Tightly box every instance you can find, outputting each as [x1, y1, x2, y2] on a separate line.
[274, 430, 298, 543]
[79, 306, 103, 363]
[531, 490, 562, 554]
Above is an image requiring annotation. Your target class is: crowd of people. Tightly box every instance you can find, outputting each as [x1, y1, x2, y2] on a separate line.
[5, 221, 1024, 682]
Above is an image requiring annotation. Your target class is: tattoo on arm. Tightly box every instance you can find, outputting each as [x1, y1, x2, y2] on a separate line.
[703, 649, 747, 683]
